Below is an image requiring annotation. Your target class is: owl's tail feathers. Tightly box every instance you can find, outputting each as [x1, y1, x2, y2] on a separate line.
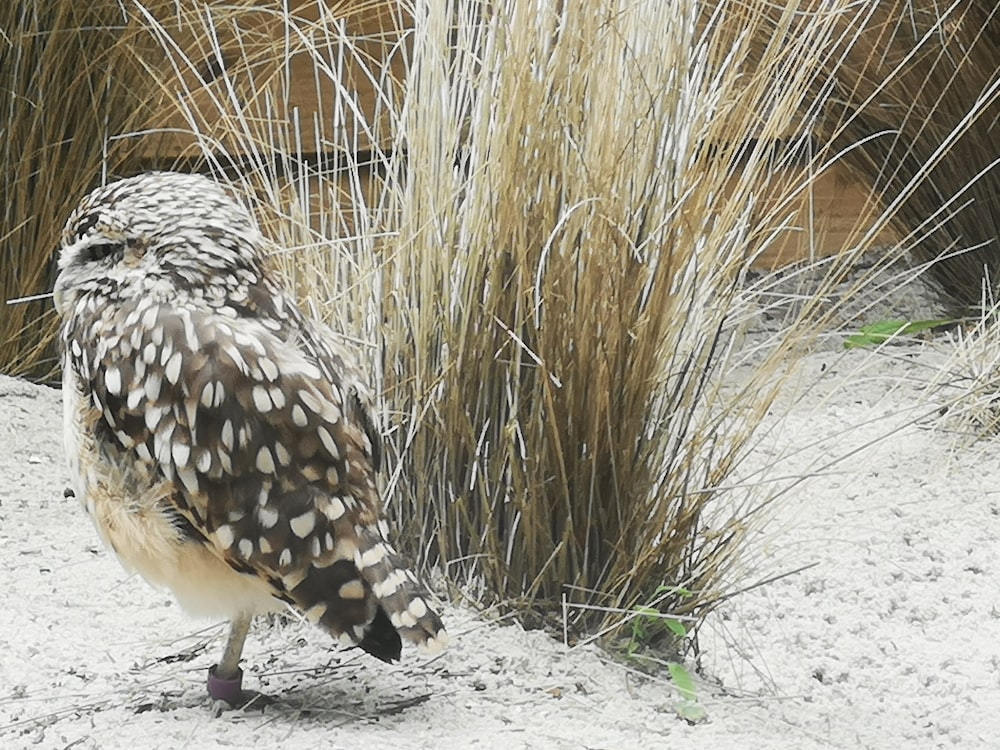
[353, 526, 449, 658]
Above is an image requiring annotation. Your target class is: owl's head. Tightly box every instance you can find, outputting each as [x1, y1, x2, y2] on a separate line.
[54, 172, 267, 318]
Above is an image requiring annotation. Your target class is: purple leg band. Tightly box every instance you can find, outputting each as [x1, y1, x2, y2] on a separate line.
[207, 665, 244, 703]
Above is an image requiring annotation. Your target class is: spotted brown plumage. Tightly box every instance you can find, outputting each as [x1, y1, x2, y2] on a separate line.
[54, 172, 447, 700]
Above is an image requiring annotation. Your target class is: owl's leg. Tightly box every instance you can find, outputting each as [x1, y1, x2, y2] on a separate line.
[207, 612, 252, 703]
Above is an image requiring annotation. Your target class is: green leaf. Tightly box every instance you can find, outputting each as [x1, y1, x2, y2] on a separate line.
[668, 662, 707, 723]
[668, 662, 697, 702]
[844, 319, 955, 349]
[664, 618, 687, 638]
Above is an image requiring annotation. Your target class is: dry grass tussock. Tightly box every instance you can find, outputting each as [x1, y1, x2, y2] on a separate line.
[3, 0, 987, 651]
[928, 285, 1000, 443]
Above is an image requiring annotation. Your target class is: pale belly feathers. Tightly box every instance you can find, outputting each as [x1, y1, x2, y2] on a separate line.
[63, 365, 280, 619]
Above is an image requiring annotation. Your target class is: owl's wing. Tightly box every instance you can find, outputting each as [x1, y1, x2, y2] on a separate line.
[72, 294, 444, 653]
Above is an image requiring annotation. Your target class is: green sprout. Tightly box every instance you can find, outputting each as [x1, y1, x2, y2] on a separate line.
[625, 586, 707, 723]
[843, 319, 956, 349]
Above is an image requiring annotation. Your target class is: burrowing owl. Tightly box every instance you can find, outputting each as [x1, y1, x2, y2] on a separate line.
[53, 172, 447, 703]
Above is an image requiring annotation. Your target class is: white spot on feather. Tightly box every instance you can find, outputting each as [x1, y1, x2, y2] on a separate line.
[141, 305, 158, 330]
[298, 362, 322, 380]
[290, 511, 315, 538]
[181, 311, 199, 352]
[196, 449, 212, 473]
[317, 426, 339, 459]
[324, 496, 346, 521]
[127, 386, 143, 410]
[323, 402, 342, 423]
[216, 524, 235, 549]
[222, 343, 247, 374]
[171, 441, 190, 467]
[177, 465, 199, 495]
[105, 367, 122, 396]
[143, 371, 162, 402]
[299, 390, 323, 415]
[257, 506, 279, 529]
[356, 544, 386, 569]
[333, 537, 358, 562]
[269, 386, 286, 410]
[338, 580, 365, 600]
[305, 603, 327, 624]
[164, 351, 183, 385]
[183, 395, 198, 430]
[274, 442, 290, 466]
[255, 446, 275, 474]
[259, 357, 279, 381]
[408, 597, 428, 619]
[144, 404, 165, 432]
[252, 385, 272, 413]
[372, 569, 407, 598]
[420, 631, 450, 655]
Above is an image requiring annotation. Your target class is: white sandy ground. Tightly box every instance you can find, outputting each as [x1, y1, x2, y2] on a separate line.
[1, 338, 999, 750]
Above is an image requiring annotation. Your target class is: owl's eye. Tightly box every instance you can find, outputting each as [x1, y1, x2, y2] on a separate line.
[82, 239, 123, 263]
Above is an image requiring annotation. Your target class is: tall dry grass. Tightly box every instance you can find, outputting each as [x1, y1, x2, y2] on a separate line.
[808, 1, 1000, 311]
[5, 0, 987, 650]
[0, 3, 169, 379]
[383, 1, 840, 631]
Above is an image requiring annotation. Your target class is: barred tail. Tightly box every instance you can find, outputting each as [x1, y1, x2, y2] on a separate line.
[352, 526, 449, 657]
